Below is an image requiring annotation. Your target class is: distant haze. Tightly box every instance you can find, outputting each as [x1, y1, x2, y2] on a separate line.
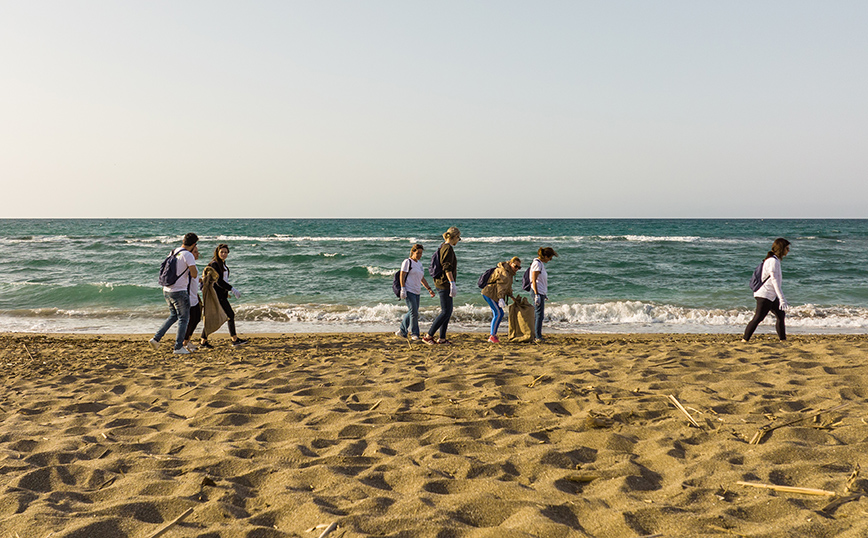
[2, 1, 867, 218]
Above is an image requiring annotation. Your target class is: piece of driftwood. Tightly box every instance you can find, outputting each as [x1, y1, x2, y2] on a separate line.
[528, 374, 547, 388]
[23, 344, 35, 360]
[845, 463, 860, 493]
[736, 481, 835, 497]
[146, 507, 194, 538]
[667, 394, 702, 429]
[749, 402, 850, 445]
[565, 474, 600, 483]
[821, 493, 863, 515]
[318, 522, 339, 538]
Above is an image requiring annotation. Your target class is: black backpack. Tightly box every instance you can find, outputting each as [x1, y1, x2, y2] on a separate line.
[521, 266, 533, 292]
[477, 267, 497, 289]
[748, 259, 771, 292]
[392, 259, 410, 298]
[158, 248, 190, 287]
[429, 244, 444, 280]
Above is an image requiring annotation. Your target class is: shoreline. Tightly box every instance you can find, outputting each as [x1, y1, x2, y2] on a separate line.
[2, 332, 867, 536]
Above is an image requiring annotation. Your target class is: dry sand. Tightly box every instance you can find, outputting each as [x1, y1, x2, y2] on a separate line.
[1, 332, 867, 538]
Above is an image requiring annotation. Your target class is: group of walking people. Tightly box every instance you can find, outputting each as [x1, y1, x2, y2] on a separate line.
[395, 228, 793, 344]
[395, 226, 559, 344]
[149, 233, 247, 354]
[150, 231, 793, 352]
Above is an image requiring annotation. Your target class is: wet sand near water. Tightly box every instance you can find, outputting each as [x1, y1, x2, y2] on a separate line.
[1, 332, 868, 537]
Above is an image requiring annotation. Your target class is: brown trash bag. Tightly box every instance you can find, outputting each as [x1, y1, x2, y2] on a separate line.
[508, 295, 535, 343]
[201, 266, 229, 338]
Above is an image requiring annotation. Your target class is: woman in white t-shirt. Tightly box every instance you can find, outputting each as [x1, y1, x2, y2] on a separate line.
[182, 244, 202, 351]
[529, 247, 558, 342]
[743, 238, 791, 342]
[396, 244, 435, 340]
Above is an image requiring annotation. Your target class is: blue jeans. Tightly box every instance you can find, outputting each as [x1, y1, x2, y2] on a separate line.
[534, 294, 547, 339]
[154, 290, 190, 350]
[428, 288, 453, 340]
[399, 292, 421, 337]
[483, 295, 504, 335]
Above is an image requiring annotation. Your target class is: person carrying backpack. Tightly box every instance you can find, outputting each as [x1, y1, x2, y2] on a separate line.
[423, 226, 461, 345]
[396, 244, 436, 340]
[527, 247, 558, 342]
[742, 238, 791, 342]
[481, 257, 521, 343]
[149, 232, 199, 354]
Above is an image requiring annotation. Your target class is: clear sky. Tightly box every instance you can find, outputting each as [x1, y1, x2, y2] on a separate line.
[2, 1, 867, 218]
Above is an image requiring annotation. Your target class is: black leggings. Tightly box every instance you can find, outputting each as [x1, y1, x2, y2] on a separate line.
[202, 294, 236, 339]
[185, 303, 201, 341]
[743, 297, 786, 341]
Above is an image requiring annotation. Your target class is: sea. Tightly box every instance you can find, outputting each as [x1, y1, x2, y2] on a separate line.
[1, 219, 867, 336]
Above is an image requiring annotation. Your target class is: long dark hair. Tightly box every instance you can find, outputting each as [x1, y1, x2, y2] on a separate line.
[765, 238, 790, 260]
[211, 243, 230, 272]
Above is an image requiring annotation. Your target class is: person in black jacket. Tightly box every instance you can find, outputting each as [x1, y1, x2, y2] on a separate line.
[423, 226, 461, 345]
[200, 243, 248, 348]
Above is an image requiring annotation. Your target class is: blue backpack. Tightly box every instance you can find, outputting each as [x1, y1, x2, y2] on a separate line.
[748, 259, 771, 292]
[429, 244, 444, 280]
[158, 248, 190, 287]
[477, 267, 497, 289]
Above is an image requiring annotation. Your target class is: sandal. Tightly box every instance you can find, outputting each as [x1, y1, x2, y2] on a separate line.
[436, 339, 453, 345]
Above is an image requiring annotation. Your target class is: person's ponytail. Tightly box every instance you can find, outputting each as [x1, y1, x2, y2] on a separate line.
[765, 238, 790, 260]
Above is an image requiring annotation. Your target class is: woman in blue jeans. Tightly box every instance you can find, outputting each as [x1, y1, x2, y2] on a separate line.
[397, 244, 435, 339]
[480, 257, 521, 343]
[529, 247, 558, 342]
[423, 227, 461, 345]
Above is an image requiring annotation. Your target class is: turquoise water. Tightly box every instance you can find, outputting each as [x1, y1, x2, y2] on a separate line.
[1, 219, 867, 334]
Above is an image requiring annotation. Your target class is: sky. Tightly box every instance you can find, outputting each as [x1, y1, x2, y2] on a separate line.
[2, 1, 867, 219]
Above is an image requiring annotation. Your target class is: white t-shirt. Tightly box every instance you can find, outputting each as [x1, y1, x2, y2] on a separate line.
[188, 270, 201, 307]
[400, 258, 424, 295]
[163, 248, 196, 293]
[754, 255, 786, 304]
[530, 258, 548, 296]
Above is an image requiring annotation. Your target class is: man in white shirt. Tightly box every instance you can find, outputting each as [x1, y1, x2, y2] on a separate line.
[149, 233, 199, 354]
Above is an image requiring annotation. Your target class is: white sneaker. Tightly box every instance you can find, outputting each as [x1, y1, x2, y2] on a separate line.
[148, 338, 160, 350]
[173, 347, 191, 355]
[185, 343, 198, 352]
[410, 335, 419, 341]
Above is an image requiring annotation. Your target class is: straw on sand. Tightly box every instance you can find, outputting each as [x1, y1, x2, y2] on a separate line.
[146, 507, 194, 538]
[749, 402, 849, 445]
[667, 394, 702, 429]
[736, 481, 835, 497]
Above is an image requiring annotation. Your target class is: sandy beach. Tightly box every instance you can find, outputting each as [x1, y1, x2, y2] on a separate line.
[1, 332, 867, 538]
